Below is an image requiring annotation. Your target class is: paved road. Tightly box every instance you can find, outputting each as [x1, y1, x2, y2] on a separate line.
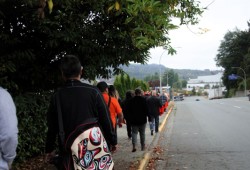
[153, 96, 250, 170]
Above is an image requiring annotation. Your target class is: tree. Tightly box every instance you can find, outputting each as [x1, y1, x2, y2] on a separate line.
[0, 0, 203, 94]
[181, 79, 187, 88]
[144, 72, 159, 82]
[114, 73, 131, 99]
[145, 69, 181, 89]
[215, 22, 250, 95]
[192, 87, 196, 95]
[144, 72, 160, 88]
[162, 69, 179, 87]
[114, 73, 149, 99]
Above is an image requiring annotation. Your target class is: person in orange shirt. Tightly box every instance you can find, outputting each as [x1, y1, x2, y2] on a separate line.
[97, 81, 124, 133]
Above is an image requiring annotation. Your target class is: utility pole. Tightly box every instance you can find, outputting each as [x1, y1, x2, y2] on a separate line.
[159, 47, 181, 94]
[159, 50, 167, 94]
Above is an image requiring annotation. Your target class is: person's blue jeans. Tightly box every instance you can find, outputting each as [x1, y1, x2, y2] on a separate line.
[131, 123, 146, 146]
[149, 116, 159, 132]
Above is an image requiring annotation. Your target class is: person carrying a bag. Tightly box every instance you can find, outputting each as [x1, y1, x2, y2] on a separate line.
[45, 55, 117, 170]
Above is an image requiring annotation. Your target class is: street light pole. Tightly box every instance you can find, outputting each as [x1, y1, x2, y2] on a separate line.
[159, 50, 167, 94]
[167, 72, 169, 87]
[232, 67, 247, 96]
[159, 47, 181, 94]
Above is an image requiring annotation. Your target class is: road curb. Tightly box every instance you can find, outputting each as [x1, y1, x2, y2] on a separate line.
[138, 106, 173, 170]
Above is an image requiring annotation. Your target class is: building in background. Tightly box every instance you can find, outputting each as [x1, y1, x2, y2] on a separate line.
[186, 72, 226, 99]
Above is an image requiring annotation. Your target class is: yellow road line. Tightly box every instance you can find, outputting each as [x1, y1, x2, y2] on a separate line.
[159, 107, 172, 132]
[138, 106, 173, 170]
[138, 152, 151, 170]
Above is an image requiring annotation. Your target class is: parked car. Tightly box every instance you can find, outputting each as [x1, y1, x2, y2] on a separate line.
[173, 96, 178, 101]
[179, 95, 184, 101]
[173, 96, 180, 101]
[173, 95, 184, 101]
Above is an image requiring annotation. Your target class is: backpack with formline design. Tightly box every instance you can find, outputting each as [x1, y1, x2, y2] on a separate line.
[56, 93, 114, 170]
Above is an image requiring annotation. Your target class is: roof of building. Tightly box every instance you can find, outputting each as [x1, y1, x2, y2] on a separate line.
[188, 72, 223, 84]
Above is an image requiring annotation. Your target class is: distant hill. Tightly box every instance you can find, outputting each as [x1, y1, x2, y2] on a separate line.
[120, 64, 221, 80]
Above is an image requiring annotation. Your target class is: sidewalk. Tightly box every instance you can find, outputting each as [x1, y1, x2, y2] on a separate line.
[15, 102, 173, 170]
[113, 103, 173, 170]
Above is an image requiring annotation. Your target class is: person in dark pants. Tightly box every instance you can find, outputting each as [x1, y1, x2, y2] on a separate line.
[146, 90, 162, 136]
[121, 90, 135, 139]
[127, 88, 149, 152]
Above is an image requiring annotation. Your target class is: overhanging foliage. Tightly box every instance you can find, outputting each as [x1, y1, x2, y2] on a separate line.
[0, 0, 204, 164]
[0, 0, 203, 94]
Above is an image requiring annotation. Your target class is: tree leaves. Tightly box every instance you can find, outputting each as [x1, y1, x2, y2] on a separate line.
[0, 0, 203, 94]
[215, 24, 250, 95]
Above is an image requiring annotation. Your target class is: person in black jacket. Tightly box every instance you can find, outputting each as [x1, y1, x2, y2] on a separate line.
[45, 55, 116, 170]
[121, 90, 135, 139]
[127, 88, 149, 152]
[146, 90, 162, 136]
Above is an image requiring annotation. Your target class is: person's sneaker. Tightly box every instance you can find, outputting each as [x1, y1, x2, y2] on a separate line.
[151, 130, 153, 136]
[132, 148, 136, 152]
[132, 144, 136, 152]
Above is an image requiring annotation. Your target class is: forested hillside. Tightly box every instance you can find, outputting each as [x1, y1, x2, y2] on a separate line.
[120, 64, 221, 80]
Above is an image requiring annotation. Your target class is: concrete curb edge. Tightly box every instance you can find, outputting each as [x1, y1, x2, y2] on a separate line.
[138, 106, 173, 170]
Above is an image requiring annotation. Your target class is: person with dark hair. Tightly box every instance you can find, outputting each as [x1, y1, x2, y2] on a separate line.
[108, 85, 124, 129]
[146, 90, 162, 136]
[127, 88, 149, 152]
[45, 55, 116, 170]
[96, 82, 123, 147]
[108, 85, 122, 104]
[108, 85, 116, 98]
[121, 90, 135, 139]
[0, 87, 18, 170]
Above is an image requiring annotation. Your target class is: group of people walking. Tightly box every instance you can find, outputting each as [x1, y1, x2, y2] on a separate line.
[0, 55, 169, 170]
[121, 88, 168, 152]
[44, 55, 170, 169]
[0, 55, 170, 170]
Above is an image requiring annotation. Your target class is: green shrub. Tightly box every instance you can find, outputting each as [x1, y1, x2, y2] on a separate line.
[14, 91, 51, 163]
[228, 88, 236, 98]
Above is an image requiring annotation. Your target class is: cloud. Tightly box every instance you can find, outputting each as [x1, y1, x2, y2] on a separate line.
[148, 0, 250, 70]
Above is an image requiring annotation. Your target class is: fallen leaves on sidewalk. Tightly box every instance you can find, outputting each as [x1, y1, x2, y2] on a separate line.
[129, 160, 140, 170]
[146, 146, 164, 169]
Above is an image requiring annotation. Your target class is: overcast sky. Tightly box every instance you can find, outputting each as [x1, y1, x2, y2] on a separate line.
[147, 0, 250, 70]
